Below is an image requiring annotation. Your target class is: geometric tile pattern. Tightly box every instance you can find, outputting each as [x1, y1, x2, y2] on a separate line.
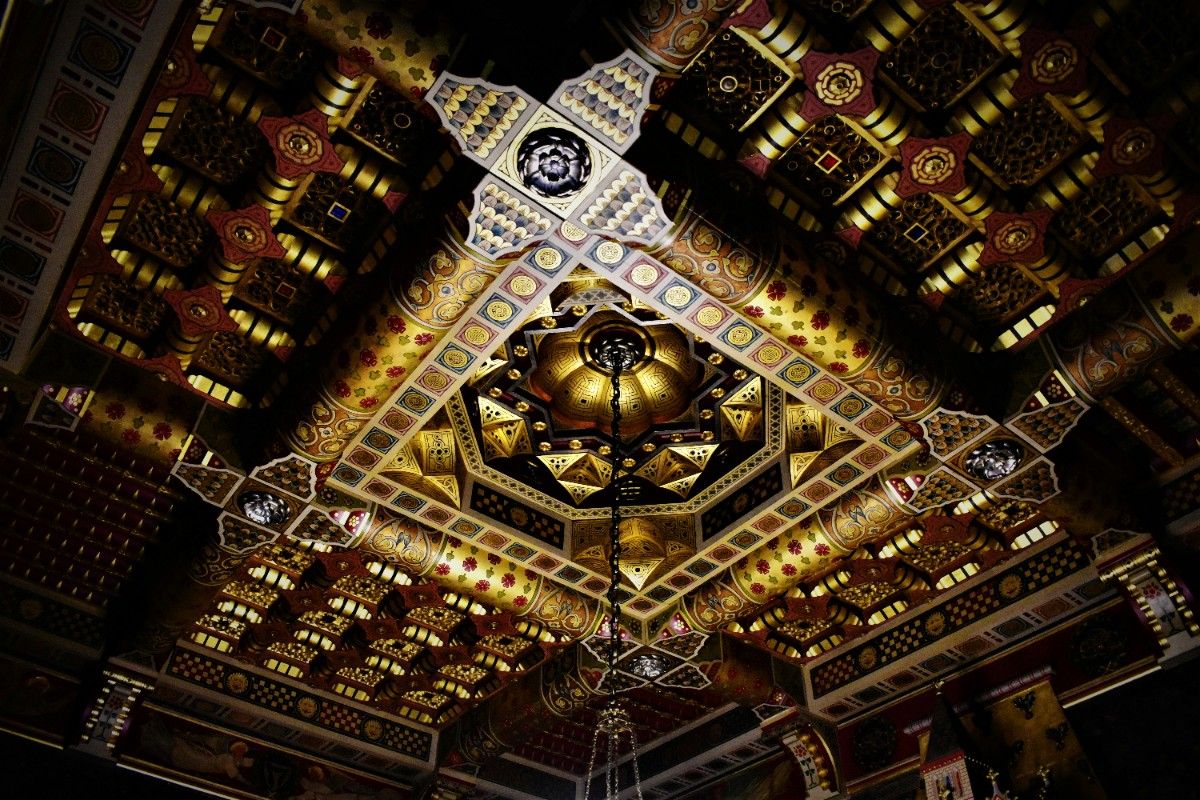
[810, 538, 1089, 697]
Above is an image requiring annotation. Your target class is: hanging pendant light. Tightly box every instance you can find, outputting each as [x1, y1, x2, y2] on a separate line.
[583, 327, 646, 800]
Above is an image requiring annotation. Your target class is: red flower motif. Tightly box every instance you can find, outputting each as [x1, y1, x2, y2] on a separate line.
[435, 563, 451, 576]
[414, 332, 434, 345]
[487, 554, 501, 565]
[347, 46, 374, 67]
[359, 397, 378, 409]
[750, 582, 766, 595]
[152, 422, 173, 441]
[386, 366, 405, 379]
[852, 340, 871, 359]
[745, 305, 765, 318]
[463, 557, 477, 572]
[387, 315, 407, 333]
[448, 536, 462, 548]
[105, 402, 126, 420]
[365, 11, 393, 39]
[121, 428, 140, 444]
[755, 559, 770, 574]
[767, 281, 787, 301]
[513, 596, 527, 607]
[475, 579, 491, 592]
[815, 543, 831, 556]
[829, 361, 849, 373]
[781, 563, 797, 576]
[787, 540, 802, 555]
[788, 334, 808, 348]
[800, 276, 818, 297]
[360, 349, 378, 367]
[1171, 313, 1194, 333]
[501, 573, 516, 588]
[334, 381, 352, 398]
[810, 310, 830, 330]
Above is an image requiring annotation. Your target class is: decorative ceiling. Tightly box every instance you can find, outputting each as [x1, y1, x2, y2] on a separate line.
[0, 0, 1199, 799]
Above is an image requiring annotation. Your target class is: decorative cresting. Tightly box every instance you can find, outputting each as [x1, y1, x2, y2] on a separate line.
[527, 311, 702, 437]
[678, 475, 913, 632]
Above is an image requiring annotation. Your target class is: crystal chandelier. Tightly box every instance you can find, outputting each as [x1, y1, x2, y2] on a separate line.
[583, 327, 646, 800]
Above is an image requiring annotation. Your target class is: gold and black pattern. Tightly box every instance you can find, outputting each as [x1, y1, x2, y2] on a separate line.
[971, 97, 1085, 188]
[158, 97, 266, 186]
[1048, 175, 1161, 261]
[469, 483, 565, 548]
[811, 541, 1087, 696]
[957, 265, 1045, 326]
[880, 4, 1005, 111]
[117, 193, 213, 271]
[866, 192, 972, 271]
[671, 28, 791, 135]
[778, 117, 887, 204]
[700, 463, 784, 540]
[78, 275, 168, 342]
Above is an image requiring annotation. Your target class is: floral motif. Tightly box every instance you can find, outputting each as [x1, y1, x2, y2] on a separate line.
[475, 579, 491, 592]
[811, 310, 831, 330]
[360, 349, 378, 367]
[767, 281, 787, 301]
[386, 366, 406, 378]
[1012, 27, 1096, 100]
[750, 582, 765, 594]
[896, 132, 972, 198]
[788, 540, 803, 555]
[815, 542, 831, 556]
[334, 381, 352, 398]
[463, 556, 477, 572]
[359, 397, 378, 409]
[365, 11, 393, 39]
[257, 108, 344, 180]
[1171, 313, 1194, 333]
[501, 573, 516, 588]
[756, 559, 770, 574]
[387, 315, 407, 333]
[782, 563, 797, 576]
[152, 422, 173, 440]
[106, 402, 126, 420]
[435, 563, 451, 576]
[206, 204, 287, 263]
[980, 208, 1054, 266]
[414, 332, 434, 345]
[853, 340, 871, 359]
[745, 305, 764, 318]
[513, 596, 527, 607]
[798, 47, 881, 121]
[788, 334, 808, 348]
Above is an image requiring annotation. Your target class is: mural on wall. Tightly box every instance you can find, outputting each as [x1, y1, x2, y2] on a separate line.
[123, 707, 412, 800]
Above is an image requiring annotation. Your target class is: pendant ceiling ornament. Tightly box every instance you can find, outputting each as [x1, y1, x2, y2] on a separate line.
[584, 326, 646, 800]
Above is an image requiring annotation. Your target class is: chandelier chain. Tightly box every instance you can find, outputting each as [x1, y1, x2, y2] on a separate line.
[607, 358, 624, 694]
